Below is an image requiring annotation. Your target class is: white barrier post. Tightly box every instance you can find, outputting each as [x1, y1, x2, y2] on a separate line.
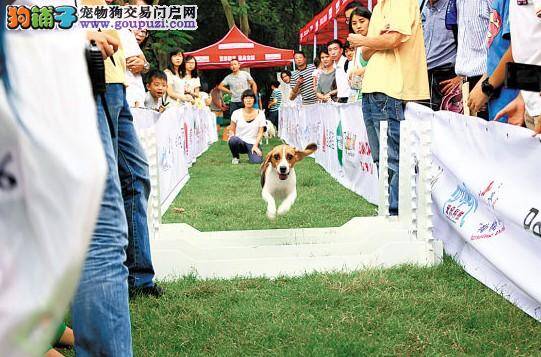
[139, 128, 161, 240]
[416, 119, 443, 264]
[398, 120, 417, 234]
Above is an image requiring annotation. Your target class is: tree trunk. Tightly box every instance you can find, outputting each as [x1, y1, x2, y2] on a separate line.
[220, 0, 236, 29]
[238, 0, 250, 36]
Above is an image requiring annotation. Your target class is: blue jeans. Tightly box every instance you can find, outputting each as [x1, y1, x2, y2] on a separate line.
[362, 93, 405, 216]
[228, 136, 263, 163]
[71, 93, 133, 356]
[105, 84, 155, 289]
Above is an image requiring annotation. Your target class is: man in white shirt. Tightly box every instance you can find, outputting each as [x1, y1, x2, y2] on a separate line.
[327, 39, 351, 103]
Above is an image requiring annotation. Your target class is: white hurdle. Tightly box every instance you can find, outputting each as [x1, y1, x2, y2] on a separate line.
[143, 112, 443, 280]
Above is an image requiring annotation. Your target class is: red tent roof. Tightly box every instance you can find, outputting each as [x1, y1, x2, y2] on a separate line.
[185, 26, 294, 70]
[299, 0, 375, 46]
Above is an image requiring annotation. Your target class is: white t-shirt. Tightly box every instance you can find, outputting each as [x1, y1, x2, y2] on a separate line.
[184, 76, 201, 95]
[334, 56, 352, 99]
[119, 29, 145, 107]
[222, 71, 253, 102]
[510, 1, 541, 116]
[231, 109, 265, 145]
[164, 69, 186, 106]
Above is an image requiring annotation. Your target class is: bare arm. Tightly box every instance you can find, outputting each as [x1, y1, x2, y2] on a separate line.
[249, 79, 258, 93]
[349, 32, 407, 60]
[230, 121, 237, 136]
[217, 82, 231, 95]
[488, 46, 513, 88]
[253, 126, 264, 149]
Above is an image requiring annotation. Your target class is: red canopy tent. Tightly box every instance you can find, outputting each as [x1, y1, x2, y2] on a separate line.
[299, 0, 375, 48]
[185, 26, 294, 70]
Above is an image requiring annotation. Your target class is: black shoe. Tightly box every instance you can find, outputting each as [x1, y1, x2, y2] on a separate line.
[129, 284, 164, 298]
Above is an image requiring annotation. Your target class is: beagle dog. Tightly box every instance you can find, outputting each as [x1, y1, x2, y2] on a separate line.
[260, 143, 317, 219]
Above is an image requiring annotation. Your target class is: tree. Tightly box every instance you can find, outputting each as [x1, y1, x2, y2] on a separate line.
[220, 0, 235, 29]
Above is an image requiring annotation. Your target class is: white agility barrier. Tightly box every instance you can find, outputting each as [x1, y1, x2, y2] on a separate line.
[139, 101, 442, 280]
[406, 103, 541, 322]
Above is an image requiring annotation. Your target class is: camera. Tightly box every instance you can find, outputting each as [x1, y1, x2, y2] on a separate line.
[85, 40, 106, 97]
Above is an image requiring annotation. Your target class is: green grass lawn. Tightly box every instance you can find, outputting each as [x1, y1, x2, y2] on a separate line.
[162, 136, 376, 231]
[59, 134, 540, 357]
[124, 257, 540, 356]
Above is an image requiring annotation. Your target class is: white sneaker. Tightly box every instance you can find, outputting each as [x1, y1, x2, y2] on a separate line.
[231, 158, 240, 165]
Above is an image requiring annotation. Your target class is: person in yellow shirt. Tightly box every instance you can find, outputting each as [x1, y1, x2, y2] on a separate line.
[347, 0, 429, 216]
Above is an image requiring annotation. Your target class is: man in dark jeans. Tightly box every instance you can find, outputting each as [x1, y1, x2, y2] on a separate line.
[422, 0, 462, 111]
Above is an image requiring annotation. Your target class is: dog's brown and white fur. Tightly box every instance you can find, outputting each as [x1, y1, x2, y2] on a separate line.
[260, 143, 317, 219]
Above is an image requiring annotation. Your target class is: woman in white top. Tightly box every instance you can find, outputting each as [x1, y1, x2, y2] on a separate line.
[163, 50, 193, 105]
[181, 55, 201, 100]
[228, 89, 266, 164]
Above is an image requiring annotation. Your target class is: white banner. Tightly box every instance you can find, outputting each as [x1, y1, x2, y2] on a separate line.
[405, 103, 541, 322]
[133, 105, 217, 214]
[280, 102, 379, 205]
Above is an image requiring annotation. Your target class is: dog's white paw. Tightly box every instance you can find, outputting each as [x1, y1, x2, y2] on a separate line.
[277, 205, 291, 216]
[266, 209, 277, 220]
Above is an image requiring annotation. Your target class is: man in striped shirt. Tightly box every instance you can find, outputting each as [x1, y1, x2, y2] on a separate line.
[454, 0, 492, 119]
[267, 80, 282, 128]
[290, 52, 318, 105]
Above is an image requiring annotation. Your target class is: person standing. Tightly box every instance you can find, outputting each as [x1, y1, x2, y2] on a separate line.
[327, 39, 351, 103]
[316, 49, 338, 103]
[348, 0, 430, 216]
[267, 81, 282, 128]
[218, 58, 258, 115]
[289, 51, 317, 105]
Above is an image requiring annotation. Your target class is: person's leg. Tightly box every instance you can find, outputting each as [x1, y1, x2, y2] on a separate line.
[269, 110, 279, 128]
[385, 96, 406, 216]
[117, 90, 156, 291]
[245, 143, 263, 164]
[228, 136, 243, 159]
[71, 93, 132, 357]
[362, 93, 386, 168]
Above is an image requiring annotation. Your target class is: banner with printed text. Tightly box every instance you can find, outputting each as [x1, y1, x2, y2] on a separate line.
[133, 105, 217, 214]
[405, 103, 541, 322]
[280, 102, 379, 205]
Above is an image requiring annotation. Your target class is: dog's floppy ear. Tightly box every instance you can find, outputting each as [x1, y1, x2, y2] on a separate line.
[260, 149, 274, 188]
[295, 143, 317, 161]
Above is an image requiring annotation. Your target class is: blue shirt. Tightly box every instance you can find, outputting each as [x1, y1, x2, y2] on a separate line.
[487, 0, 519, 121]
[422, 0, 457, 70]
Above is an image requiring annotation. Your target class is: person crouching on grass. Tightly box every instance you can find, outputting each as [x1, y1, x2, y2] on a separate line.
[144, 69, 168, 113]
[228, 89, 265, 165]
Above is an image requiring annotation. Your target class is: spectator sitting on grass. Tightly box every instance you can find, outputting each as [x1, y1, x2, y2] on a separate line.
[228, 89, 265, 165]
[144, 70, 168, 112]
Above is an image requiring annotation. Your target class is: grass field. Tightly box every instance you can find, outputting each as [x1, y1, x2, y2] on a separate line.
[60, 136, 540, 356]
[162, 137, 376, 231]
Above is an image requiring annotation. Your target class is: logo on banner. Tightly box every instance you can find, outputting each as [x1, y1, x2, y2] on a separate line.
[322, 129, 327, 153]
[344, 131, 357, 161]
[443, 183, 478, 227]
[523, 207, 541, 238]
[470, 180, 506, 241]
[357, 141, 373, 174]
[336, 120, 343, 167]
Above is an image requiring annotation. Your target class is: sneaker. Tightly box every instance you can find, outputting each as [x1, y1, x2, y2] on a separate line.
[231, 158, 240, 165]
[129, 284, 164, 298]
